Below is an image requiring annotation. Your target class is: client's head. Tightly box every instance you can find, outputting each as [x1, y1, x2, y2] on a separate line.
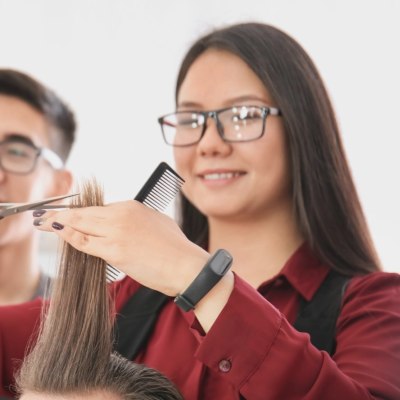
[16, 180, 182, 400]
[20, 352, 182, 400]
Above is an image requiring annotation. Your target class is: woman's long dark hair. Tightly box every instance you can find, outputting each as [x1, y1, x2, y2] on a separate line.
[17, 180, 183, 400]
[176, 22, 380, 276]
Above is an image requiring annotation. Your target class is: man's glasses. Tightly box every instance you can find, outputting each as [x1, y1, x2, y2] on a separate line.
[0, 137, 63, 175]
[158, 105, 282, 147]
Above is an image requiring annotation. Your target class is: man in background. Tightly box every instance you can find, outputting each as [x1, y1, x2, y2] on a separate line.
[0, 68, 75, 305]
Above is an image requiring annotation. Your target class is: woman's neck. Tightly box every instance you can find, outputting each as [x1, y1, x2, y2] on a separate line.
[208, 208, 304, 288]
[0, 235, 42, 305]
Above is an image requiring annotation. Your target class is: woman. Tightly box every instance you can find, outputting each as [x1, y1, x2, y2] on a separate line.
[33, 23, 400, 399]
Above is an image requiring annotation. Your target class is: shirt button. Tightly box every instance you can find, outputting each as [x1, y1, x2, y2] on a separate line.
[218, 359, 232, 373]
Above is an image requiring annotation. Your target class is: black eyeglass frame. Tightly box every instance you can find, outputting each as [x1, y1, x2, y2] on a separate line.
[158, 105, 282, 147]
[0, 136, 64, 175]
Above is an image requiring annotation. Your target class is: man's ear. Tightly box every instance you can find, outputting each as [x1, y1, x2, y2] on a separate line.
[48, 169, 74, 197]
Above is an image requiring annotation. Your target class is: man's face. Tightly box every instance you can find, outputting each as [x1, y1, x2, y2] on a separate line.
[0, 94, 67, 246]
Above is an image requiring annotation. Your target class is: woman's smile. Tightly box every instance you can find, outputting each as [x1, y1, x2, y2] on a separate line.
[197, 169, 246, 186]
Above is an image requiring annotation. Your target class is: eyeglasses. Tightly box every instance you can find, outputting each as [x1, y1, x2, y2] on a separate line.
[0, 137, 63, 175]
[158, 105, 282, 147]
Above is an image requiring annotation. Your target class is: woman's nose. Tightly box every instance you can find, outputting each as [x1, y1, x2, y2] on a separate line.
[196, 118, 232, 157]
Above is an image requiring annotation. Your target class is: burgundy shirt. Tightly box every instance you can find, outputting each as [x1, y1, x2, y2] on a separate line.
[0, 298, 42, 397]
[1, 245, 400, 399]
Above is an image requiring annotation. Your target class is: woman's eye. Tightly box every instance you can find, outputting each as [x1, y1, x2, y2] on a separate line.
[177, 115, 204, 128]
[179, 119, 197, 126]
[232, 113, 260, 123]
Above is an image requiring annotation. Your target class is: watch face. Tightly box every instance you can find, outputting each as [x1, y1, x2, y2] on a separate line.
[209, 249, 233, 275]
[174, 294, 194, 312]
[174, 249, 233, 312]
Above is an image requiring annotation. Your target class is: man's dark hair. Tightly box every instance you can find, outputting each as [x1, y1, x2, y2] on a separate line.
[0, 68, 76, 162]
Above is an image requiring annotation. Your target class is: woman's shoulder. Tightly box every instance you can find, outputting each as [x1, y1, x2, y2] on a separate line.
[342, 270, 400, 311]
[347, 270, 400, 293]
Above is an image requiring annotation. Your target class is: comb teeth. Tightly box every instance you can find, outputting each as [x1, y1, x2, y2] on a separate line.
[106, 265, 121, 282]
[142, 169, 184, 212]
[106, 162, 184, 283]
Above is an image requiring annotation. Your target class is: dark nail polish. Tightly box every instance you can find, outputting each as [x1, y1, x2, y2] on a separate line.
[33, 209, 47, 217]
[52, 222, 64, 230]
[33, 218, 44, 226]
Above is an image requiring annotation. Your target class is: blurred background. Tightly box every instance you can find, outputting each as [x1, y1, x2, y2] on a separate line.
[1, 0, 399, 273]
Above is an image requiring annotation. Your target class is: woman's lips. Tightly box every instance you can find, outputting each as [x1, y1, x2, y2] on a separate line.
[201, 171, 243, 180]
[197, 170, 246, 185]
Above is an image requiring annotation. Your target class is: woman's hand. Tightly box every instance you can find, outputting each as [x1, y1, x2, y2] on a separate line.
[33, 200, 209, 296]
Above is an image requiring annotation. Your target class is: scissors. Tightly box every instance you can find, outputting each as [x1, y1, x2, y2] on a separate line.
[0, 193, 79, 219]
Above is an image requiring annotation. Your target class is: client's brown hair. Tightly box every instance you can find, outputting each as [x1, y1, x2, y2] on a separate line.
[16, 180, 182, 400]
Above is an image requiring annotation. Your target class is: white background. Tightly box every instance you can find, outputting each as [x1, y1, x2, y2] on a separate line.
[0, 0, 399, 273]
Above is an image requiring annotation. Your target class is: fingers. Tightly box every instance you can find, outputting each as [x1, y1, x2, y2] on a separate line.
[30, 199, 211, 296]
[32, 204, 124, 262]
[43, 222, 111, 260]
[31, 201, 142, 265]
[32, 205, 113, 237]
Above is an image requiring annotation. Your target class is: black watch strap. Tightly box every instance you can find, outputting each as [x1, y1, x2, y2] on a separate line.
[174, 249, 233, 312]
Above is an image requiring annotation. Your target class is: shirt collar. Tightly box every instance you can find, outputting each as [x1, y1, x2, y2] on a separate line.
[277, 243, 329, 301]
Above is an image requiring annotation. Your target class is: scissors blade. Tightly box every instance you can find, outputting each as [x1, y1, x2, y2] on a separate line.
[0, 193, 79, 219]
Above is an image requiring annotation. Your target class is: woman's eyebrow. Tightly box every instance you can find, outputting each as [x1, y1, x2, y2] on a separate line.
[177, 101, 203, 109]
[177, 95, 273, 109]
[227, 94, 273, 104]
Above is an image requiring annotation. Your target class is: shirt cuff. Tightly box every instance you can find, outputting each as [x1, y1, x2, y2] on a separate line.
[193, 273, 282, 387]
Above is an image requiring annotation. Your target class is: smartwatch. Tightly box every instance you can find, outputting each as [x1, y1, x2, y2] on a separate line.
[174, 249, 233, 312]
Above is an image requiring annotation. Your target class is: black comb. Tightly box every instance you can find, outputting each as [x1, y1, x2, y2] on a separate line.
[106, 162, 184, 282]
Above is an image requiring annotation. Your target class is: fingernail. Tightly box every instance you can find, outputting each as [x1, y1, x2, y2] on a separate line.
[33, 218, 44, 226]
[52, 222, 64, 230]
[33, 209, 47, 217]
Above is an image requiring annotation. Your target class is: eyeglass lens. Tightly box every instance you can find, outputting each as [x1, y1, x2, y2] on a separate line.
[0, 141, 39, 174]
[162, 106, 265, 146]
